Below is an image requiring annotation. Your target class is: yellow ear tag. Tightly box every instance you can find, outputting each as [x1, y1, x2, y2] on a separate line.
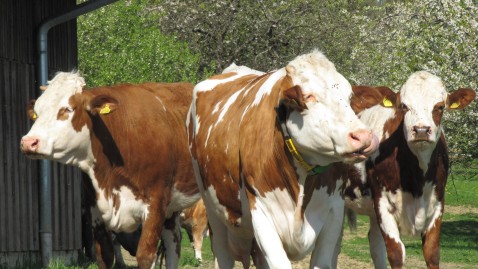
[382, 97, 393, 107]
[449, 102, 460, 109]
[99, 104, 111, 114]
[32, 112, 38, 120]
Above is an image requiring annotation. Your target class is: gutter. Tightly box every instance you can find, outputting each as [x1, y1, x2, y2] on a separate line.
[37, 0, 118, 266]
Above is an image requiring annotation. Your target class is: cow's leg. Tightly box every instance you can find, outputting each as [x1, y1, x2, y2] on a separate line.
[310, 199, 345, 269]
[208, 212, 236, 269]
[136, 211, 162, 269]
[377, 210, 404, 269]
[192, 218, 207, 261]
[368, 215, 387, 269]
[81, 207, 95, 261]
[251, 209, 291, 269]
[251, 239, 267, 269]
[161, 212, 182, 269]
[112, 235, 126, 268]
[93, 223, 115, 269]
[421, 216, 442, 269]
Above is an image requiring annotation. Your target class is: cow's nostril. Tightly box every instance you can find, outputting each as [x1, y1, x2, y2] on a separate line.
[413, 126, 431, 139]
[413, 126, 430, 133]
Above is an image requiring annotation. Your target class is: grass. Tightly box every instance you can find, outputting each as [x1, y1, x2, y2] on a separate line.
[178, 230, 213, 268]
[21, 167, 478, 268]
[181, 171, 478, 268]
[447, 167, 478, 208]
[340, 168, 478, 267]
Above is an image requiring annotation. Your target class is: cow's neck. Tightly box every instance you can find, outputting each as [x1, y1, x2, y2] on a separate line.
[406, 130, 441, 176]
[408, 142, 436, 175]
[276, 102, 330, 175]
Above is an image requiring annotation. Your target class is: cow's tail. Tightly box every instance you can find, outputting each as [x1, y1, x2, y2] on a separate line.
[345, 207, 357, 232]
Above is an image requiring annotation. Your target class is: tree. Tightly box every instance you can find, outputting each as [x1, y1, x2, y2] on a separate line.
[151, 0, 478, 161]
[77, 0, 208, 87]
[338, 0, 478, 162]
[151, 0, 360, 73]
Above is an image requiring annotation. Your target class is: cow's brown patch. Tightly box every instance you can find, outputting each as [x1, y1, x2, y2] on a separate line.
[56, 107, 71, 121]
[422, 216, 442, 269]
[67, 82, 198, 268]
[432, 102, 445, 127]
[193, 71, 305, 225]
[351, 85, 393, 113]
[382, 233, 404, 268]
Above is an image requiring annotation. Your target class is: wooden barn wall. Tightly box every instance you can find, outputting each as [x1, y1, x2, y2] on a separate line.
[0, 0, 82, 258]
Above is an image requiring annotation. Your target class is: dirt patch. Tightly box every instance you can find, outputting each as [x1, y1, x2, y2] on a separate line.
[446, 205, 478, 215]
[120, 247, 374, 268]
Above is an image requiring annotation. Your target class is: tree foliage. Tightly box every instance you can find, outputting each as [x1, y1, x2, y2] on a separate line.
[339, 0, 478, 162]
[78, 0, 478, 162]
[77, 0, 208, 87]
[151, 0, 478, 162]
[152, 0, 354, 73]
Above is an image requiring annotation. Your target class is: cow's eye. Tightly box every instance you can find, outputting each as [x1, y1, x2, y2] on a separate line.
[435, 105, 445, 111]
[400, 103, 409, 111]
[65, 107, 74, 113]
[304, 94, 316, 102]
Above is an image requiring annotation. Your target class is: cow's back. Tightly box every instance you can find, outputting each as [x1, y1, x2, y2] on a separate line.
[86, 82, 198, 209]
[190, 71, 300, 219]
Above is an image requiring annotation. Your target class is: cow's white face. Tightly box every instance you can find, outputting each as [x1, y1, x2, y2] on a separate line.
[399, 71, 475, 172]
[399, 71, 447, 149]
[284, 52, 378, 165]
[20, 72, 92, 165]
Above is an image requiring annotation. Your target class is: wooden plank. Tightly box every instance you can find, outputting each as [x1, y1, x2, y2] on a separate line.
[5, 61, 14, 251]
[0, 0, 82, 255]
[11, 63, 21, 251]
[0, 60, 8, 252]
[25, 64, 39, 251]
[16, 63, 30, 251]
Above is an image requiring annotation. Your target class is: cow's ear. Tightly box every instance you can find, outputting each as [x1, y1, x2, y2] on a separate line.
[282, 85, 307, 111]
[375, 86, 397, 108]
[281, 67, 307, 111]
[447, 88, 476, 110]
[351, 86, 396, 114]
[26, 99, 37, 121]
[88, 95, 119, 116]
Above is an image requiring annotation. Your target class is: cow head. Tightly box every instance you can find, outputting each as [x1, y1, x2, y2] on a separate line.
[279, 50, 379, 166]
[399, 71, 475, 151]
[20, 72, 118, 166]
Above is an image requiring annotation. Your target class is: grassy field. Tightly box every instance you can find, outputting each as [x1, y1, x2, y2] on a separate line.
[25, 167, 478, 269]
[180, 167, 478, 268]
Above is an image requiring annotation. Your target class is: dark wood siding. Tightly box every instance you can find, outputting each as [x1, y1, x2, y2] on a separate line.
[1, 0, 82, 257]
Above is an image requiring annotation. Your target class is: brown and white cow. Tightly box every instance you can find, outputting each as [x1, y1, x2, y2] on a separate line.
[340, 71, 475, 269]
[187, 50, 380, 268]
[20, 72, 201, 269]
[180, 198, 209, 262]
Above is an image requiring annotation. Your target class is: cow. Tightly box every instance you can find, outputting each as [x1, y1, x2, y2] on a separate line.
[339, 71, 476, 269]
[20, 72, 201, 269]
[187, 50, 380, 268]
[107, 198, 209, 265]
[180, 198, 209, 262]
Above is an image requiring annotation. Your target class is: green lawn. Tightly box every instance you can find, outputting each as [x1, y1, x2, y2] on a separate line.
[23, 168, 478, 268]
[340, 169, 478, 268]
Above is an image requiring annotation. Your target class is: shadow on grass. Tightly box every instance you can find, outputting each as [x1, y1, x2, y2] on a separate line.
[441, 219, 478, 251]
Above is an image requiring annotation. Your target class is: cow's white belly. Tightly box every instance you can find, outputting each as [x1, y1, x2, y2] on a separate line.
[94, 186, 149, 233]
[379, 182, 442, 237]
[203, 179, 344, 262]
[167, 187, 201, 217]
